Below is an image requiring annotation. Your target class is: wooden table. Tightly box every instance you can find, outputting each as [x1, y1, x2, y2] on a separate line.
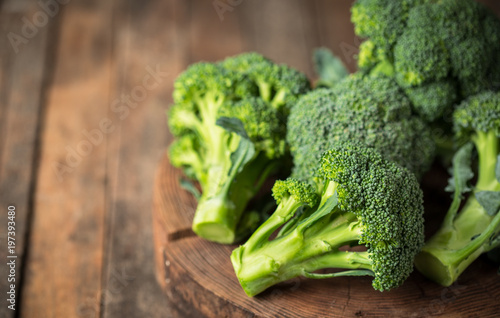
[0, 1, 499, 317]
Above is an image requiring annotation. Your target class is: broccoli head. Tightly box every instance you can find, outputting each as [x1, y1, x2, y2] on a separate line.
[352, 0, 500, 121]
[415, 91, 500, 286]
[168, 53, 310, 244]
[287, 73, 435, 181]
[231, 142, 425, 296]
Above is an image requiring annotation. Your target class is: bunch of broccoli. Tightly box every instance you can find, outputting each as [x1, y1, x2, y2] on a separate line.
[168, 53, 310, 244]
[229, 68, 435, 295]
[166, 0, 500, 298]
[352, 0, 500, 121]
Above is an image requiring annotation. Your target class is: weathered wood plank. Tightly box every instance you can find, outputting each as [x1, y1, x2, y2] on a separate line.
[312, 0, 357, 73]
[0, 1, 53, 317]
[188, 0, 244, 62]
[102, 0, 189, 317]
[236, 0, 319, 78]
[20, 1, 115, 317]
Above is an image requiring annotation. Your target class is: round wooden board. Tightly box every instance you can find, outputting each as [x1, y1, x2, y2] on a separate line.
[153, 154, 500, 317]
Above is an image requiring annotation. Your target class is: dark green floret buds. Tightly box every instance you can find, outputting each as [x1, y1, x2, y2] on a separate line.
[287, 73, 435, 181]
[352, 0, 500, 121]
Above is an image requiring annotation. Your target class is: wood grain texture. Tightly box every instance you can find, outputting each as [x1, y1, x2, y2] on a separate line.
[101, 0, 187, 317]
[0, 1, 52, 317]
[154, 152, 500, 318]
[312, 0, 357, 73]
[236, 0, 318, 79]
[20, 1, 114, 317]
[188, 0, 244, 63]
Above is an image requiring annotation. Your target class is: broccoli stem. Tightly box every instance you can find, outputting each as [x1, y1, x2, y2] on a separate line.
[231, 192, 373, 297]
[191, 94, 267, 244]
[256, 80, 286, 110]
[474, 130, 499, 190]
[243, 196, 305, 253]
[415, 129, 500, 286]
[415, 199, 500, 286]
[257, 81, 272, 104]
[193, 162, 241, 244]
[271, 88, 287, 110]
[193, 149, 276, 244]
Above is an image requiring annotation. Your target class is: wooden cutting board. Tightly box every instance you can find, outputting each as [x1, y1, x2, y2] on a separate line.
[152, 154, 500, 317]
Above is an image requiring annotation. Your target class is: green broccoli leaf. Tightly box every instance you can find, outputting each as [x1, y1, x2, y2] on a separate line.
[441, 143, 475, 227]
[216, 116, 251, 139]
[313, 48, 349, 88]
[216, 116, 256, 177]
[496, 154, 500, 183]
[296, 193, 338, 233]
[179, 178, 201, 200]
[445, 143, 474, 195]
[475, 191, 500, 216]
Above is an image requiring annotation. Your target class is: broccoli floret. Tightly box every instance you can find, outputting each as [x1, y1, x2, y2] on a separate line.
[312, 48, 350, 88]
[393, 28, 449, 88]
[351, 0, 414, 51]
[403, 81, 457, 122]
[231, 142, 425, 297]
[415, 91, 500, 286]
[168, 54, 310, 244]
[287, 73, 435, 181]
[221, 52, 310, 112]
[218, 97, 286, 159]
[352, 0, 500, 121]
[169, 133, 203, 181]
[356, 40, 392, 73]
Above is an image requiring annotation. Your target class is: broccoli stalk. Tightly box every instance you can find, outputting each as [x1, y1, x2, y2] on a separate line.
[193, 136, 277, 243]
[169, 65, 253, 243]
[231, 143, 425, 297]
[415, 91, 500, 286]
[168, 54, 310, 244]
[231, 181, 372, 297]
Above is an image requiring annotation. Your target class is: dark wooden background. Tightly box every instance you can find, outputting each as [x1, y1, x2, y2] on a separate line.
[0, 0, 499, 317]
